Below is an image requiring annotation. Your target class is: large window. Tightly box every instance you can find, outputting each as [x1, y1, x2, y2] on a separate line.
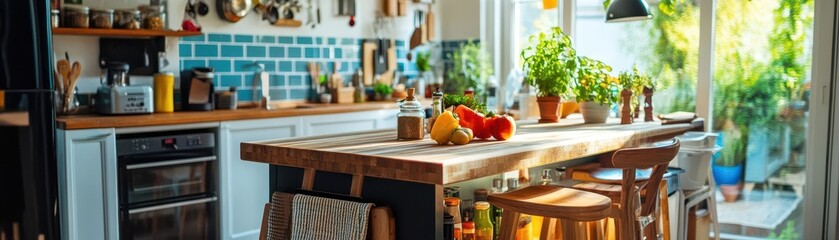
[511, 0, 559, 68]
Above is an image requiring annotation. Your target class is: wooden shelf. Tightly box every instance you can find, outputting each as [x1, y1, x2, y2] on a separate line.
[52, 28, 202, 37]
[273, 19, 302, 27]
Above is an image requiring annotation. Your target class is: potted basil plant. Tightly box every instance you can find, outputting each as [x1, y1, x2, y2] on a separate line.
[521, 28, 577, 123]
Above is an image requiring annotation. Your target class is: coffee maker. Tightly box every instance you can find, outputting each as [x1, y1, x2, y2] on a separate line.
[94, 62, 154, 115]
[180, 67, 215, 111]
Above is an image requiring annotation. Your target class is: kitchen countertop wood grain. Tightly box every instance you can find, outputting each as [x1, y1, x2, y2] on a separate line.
[56, 102, 400, 130]
[241, 116, 704, 185]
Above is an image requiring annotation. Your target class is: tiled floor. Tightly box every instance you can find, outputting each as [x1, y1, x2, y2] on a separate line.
[716, 185, 803, 239]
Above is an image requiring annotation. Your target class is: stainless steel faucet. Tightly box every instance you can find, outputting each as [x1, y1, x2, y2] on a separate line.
[251, 63, 271, 110]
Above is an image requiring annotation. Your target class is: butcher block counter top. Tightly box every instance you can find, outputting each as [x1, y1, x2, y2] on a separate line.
[56, 101, 399, 130]
[241, 116, 704, 185]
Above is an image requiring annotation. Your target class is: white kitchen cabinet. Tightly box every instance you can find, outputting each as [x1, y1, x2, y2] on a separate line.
[302, 109, 399, 136]
[57, 128, 118, 240]
[218, 117, 302, 240]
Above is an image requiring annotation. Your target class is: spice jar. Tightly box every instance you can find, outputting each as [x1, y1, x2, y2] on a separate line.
[90, 9, 114, 29]
[397, 88, 425, 140]
[63, 5, 89, 28]
[51, 9, 60, 28]
[139, 5, 166, 30]
[114, 9, 142, 29]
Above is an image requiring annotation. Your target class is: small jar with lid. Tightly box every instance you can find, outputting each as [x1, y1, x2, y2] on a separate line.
[139, 5, 166, 30]
[63, 5, 89, 28]
[114, 9, 142, 29]
[50, 9, 60, 28]
[397, 88, 425, 140]
[90, 9, 114, 29]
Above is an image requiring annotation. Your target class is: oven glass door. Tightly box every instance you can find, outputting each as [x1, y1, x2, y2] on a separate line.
[120, 149, 215, 205]
[123, 197, 217, 240]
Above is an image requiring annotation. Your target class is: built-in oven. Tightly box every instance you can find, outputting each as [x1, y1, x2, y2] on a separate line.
[116, 130, 218, 240]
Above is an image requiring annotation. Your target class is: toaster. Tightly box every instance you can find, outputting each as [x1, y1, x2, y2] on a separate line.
[94, 85, 154, 115]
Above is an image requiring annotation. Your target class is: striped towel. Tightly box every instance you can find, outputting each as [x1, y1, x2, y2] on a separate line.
[290, 194, 374, 240]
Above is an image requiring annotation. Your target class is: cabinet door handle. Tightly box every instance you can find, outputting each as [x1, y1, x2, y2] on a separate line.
[75, 133, 112, 141]
[126, 156, 217, 170]
[128, 196, 217, 214]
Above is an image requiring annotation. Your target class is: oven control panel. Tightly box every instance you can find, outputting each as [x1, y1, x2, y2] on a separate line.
[117, 132, 215, 156]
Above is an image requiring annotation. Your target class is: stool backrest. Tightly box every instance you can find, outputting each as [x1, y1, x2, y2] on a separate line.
[611, 138, 680, 223]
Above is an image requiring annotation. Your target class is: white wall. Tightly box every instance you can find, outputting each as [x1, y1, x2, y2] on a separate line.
[438, 0, 481, 41]
[53, 0, 446, 93]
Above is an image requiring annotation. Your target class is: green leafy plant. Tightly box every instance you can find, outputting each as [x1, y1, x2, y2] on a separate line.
[416, 51, 432, 72]
[717, 126, 746, 166]
[446, 41, 493, 98]
[373, 82, 393, 96]
[443, 94, 488, 115]
[571, 56, 617, 105]
[521, 28, 577, 97]
[768, 221, 799, 240]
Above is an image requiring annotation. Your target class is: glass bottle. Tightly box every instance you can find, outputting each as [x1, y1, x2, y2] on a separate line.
[490, 179, 504, 239]
[397, 88, 425, 140]
[428, 88, 444, 133]
[463, 221, 476, 240]
[474, 201, 494, 240]
[444, 213, 455, 240]
[445, 197, 463, 240]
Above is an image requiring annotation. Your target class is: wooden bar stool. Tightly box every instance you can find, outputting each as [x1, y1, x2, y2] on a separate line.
[487, 184, 613, 240]
[561, 139, 681, 240]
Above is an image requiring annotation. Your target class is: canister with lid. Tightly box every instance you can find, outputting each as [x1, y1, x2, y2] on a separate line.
[114, 9, 142, 29]
[139, 5, 166, 30]
[63, 5, 89, 28]
[51, 9, 60, 28]
[90, 9, 114, 28]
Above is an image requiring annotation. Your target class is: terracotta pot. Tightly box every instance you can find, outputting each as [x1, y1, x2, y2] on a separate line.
[720, 184, 740, 202]
[579, 101, 611, 123]
[559, 100, 579, 119]
[536, 96, 561, 123]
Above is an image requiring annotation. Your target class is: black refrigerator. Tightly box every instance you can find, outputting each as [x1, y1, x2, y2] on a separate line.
[0, 0, 60, 239]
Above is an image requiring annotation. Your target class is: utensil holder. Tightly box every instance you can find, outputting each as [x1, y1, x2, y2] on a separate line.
[56, 88, 80, 115]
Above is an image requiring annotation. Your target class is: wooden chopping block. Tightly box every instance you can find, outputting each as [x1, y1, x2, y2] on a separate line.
[363, 42, 377, 85]
[369, 206, 396, 240]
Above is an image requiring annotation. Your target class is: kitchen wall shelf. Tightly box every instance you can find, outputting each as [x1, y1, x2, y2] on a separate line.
[52, 28, 202, 38]
[273, 19, 302, 27]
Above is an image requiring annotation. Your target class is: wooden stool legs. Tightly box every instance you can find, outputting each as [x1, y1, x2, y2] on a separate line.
[499, 210, 521, 240]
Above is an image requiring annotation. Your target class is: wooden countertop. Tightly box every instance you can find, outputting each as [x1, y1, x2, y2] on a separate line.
[56, 102, 400, 130]
[241, 116, 704, 185]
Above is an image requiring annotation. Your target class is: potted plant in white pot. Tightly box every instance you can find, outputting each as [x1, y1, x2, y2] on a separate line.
[572, 56, 616, 123]
[521, 28, 577, 123]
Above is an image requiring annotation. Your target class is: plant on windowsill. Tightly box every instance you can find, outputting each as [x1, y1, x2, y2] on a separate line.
[445, 41, 493, 99]
[571, 56, 616, 123]
[521, 27, 578, 123]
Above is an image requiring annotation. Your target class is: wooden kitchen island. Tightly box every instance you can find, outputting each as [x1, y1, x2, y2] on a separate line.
[240, 116, 703, 239]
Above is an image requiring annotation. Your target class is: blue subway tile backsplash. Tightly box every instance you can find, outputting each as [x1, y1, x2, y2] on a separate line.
[179, 33, 414, 102]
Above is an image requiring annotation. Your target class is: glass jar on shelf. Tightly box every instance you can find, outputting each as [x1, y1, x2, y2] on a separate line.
[114, 9, 141, 29]
[51, 9, 60, 28]
[90, 9, 114, 29]
[139, 5, 166, 30]
[62, 5, 89, 28]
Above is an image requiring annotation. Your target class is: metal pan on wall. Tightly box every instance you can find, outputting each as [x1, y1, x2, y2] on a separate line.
[217, 0, 252, 22]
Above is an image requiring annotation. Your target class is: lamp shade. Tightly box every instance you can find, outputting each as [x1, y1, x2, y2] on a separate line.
[605, 0, 652, 23]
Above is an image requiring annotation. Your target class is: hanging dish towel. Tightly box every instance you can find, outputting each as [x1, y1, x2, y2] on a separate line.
[290, 194, 374, 240]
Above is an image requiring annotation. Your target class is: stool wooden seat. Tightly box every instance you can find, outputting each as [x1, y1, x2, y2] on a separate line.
[488, 185, 613, 240]
[562, 139, 681, 240]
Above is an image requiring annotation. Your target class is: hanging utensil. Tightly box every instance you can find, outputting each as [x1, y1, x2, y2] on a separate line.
[409, 9, 422, 50]
[217, 0, 252, 22]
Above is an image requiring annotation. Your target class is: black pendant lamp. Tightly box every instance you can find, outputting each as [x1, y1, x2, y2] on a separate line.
[605, 0, 652, 22]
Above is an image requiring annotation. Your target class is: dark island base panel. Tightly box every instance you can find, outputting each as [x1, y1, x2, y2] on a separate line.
[270, 165, 443, 240]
